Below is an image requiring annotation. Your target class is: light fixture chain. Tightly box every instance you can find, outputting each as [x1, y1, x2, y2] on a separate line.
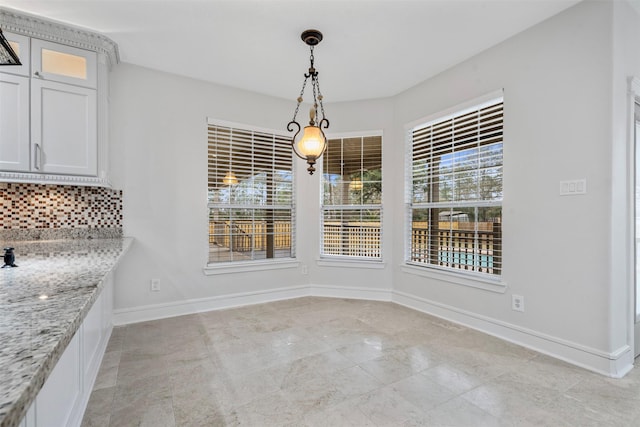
[309, 46, 315, 69]
[312, 78, 320, 125]
[316, 76, 326, 121]
[292, 75, 309, 122]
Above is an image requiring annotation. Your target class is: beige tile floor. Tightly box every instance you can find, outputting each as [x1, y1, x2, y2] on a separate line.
[81, 297, 640, 426]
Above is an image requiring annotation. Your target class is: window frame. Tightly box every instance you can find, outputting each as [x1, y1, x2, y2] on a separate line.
[319, 131, 384, 263]
[204, 119, 298, 274]
[404, 91, 506, 290]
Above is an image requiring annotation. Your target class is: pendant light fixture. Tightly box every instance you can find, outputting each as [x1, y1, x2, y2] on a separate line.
[349, 177, 363, 191]
[0, 28, 21, 66]
[222, 172, 238, 185]
[287, 29, 329, 175]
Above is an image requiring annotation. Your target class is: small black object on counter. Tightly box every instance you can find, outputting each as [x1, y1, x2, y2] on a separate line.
[2, 247, 18, 268]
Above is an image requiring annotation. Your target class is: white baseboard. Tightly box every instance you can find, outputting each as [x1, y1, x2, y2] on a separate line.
[113, 285, 310, 325]
[393, 290, 633, 378]
[310, 284, 393, 301]
[112, 284, 633, 377]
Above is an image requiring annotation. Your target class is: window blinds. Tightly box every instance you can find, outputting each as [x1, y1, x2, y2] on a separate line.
[411, 101, 503, 204]
[321, 135, 382, 259]
[408, 99, 503, 276]
[207, 122, 294, 263]
[208, 125, 293, 203]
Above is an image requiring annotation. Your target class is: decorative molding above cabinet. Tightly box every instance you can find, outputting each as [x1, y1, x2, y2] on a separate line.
[0, 8, 118, 67]
[0, 8, 119, 188]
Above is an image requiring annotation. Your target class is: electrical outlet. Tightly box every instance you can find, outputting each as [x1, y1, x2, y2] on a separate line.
[301, 265, 308, 275]
[512, 294, 524, 312]
[150, 279, 160, 292]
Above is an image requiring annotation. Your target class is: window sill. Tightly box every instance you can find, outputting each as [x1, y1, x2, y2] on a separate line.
[203, 259, 299, 275]
[317, 257, 386, 269]
[401, 264, 507, 293]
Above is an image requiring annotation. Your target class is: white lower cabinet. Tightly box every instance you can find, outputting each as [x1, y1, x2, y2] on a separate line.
[36, 333, 82, 427]
[83, 293, 103, 393]
[83, 271, 114, 393]
[22, 272, 114, 427]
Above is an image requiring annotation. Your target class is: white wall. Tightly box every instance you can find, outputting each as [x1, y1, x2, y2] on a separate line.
[611, 0, 640, 363]
[109, 63, 396, 321]
[392, 0, 628, 375]
[311, 99, 395, 298]
[110, 0, 637, 375]
[110, 64, 307, 317]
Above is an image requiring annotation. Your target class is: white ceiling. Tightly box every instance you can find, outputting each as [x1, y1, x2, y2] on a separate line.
[0, 0, 581, 102]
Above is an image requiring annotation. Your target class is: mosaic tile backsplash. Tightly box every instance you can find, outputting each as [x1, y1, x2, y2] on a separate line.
[0, 183, 123, 240]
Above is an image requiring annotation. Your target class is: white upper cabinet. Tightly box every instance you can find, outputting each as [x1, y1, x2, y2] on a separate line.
[0, 10, 117, 186]
[31, 39, 97, 88]
[0, 73, 30, 171]
[31, 79, 97, 175]
[0, 31, 30, 172]
[1, 40, 98, 177]
[30, 40, 98, 176]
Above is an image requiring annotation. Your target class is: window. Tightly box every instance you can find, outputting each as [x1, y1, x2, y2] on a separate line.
[321, 135, 382, 259]
[207, 121, 294, 263]
[407, 97, 503, 276]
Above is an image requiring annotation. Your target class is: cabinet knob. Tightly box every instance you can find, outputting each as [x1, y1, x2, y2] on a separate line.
[34, 71, 42, 78]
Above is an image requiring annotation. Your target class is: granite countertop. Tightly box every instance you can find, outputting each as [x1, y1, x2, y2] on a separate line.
[0, 238, 132, 427]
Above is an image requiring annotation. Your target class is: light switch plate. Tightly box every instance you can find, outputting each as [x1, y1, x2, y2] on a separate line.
[560, 179, 586, 196]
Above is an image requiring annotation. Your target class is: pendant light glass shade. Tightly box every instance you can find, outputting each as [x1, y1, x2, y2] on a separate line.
[293, 125, 326, 159]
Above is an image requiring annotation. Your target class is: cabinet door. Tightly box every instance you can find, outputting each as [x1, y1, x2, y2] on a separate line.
[102, 271, 114, 333]
[0, 73, 30, 172]
[82, 289, 103, 392]
[1, 32, 30, 77]
[35, 333, 81, 427]
[31, 39, 96, 88]
[31, 79, 97, 176]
